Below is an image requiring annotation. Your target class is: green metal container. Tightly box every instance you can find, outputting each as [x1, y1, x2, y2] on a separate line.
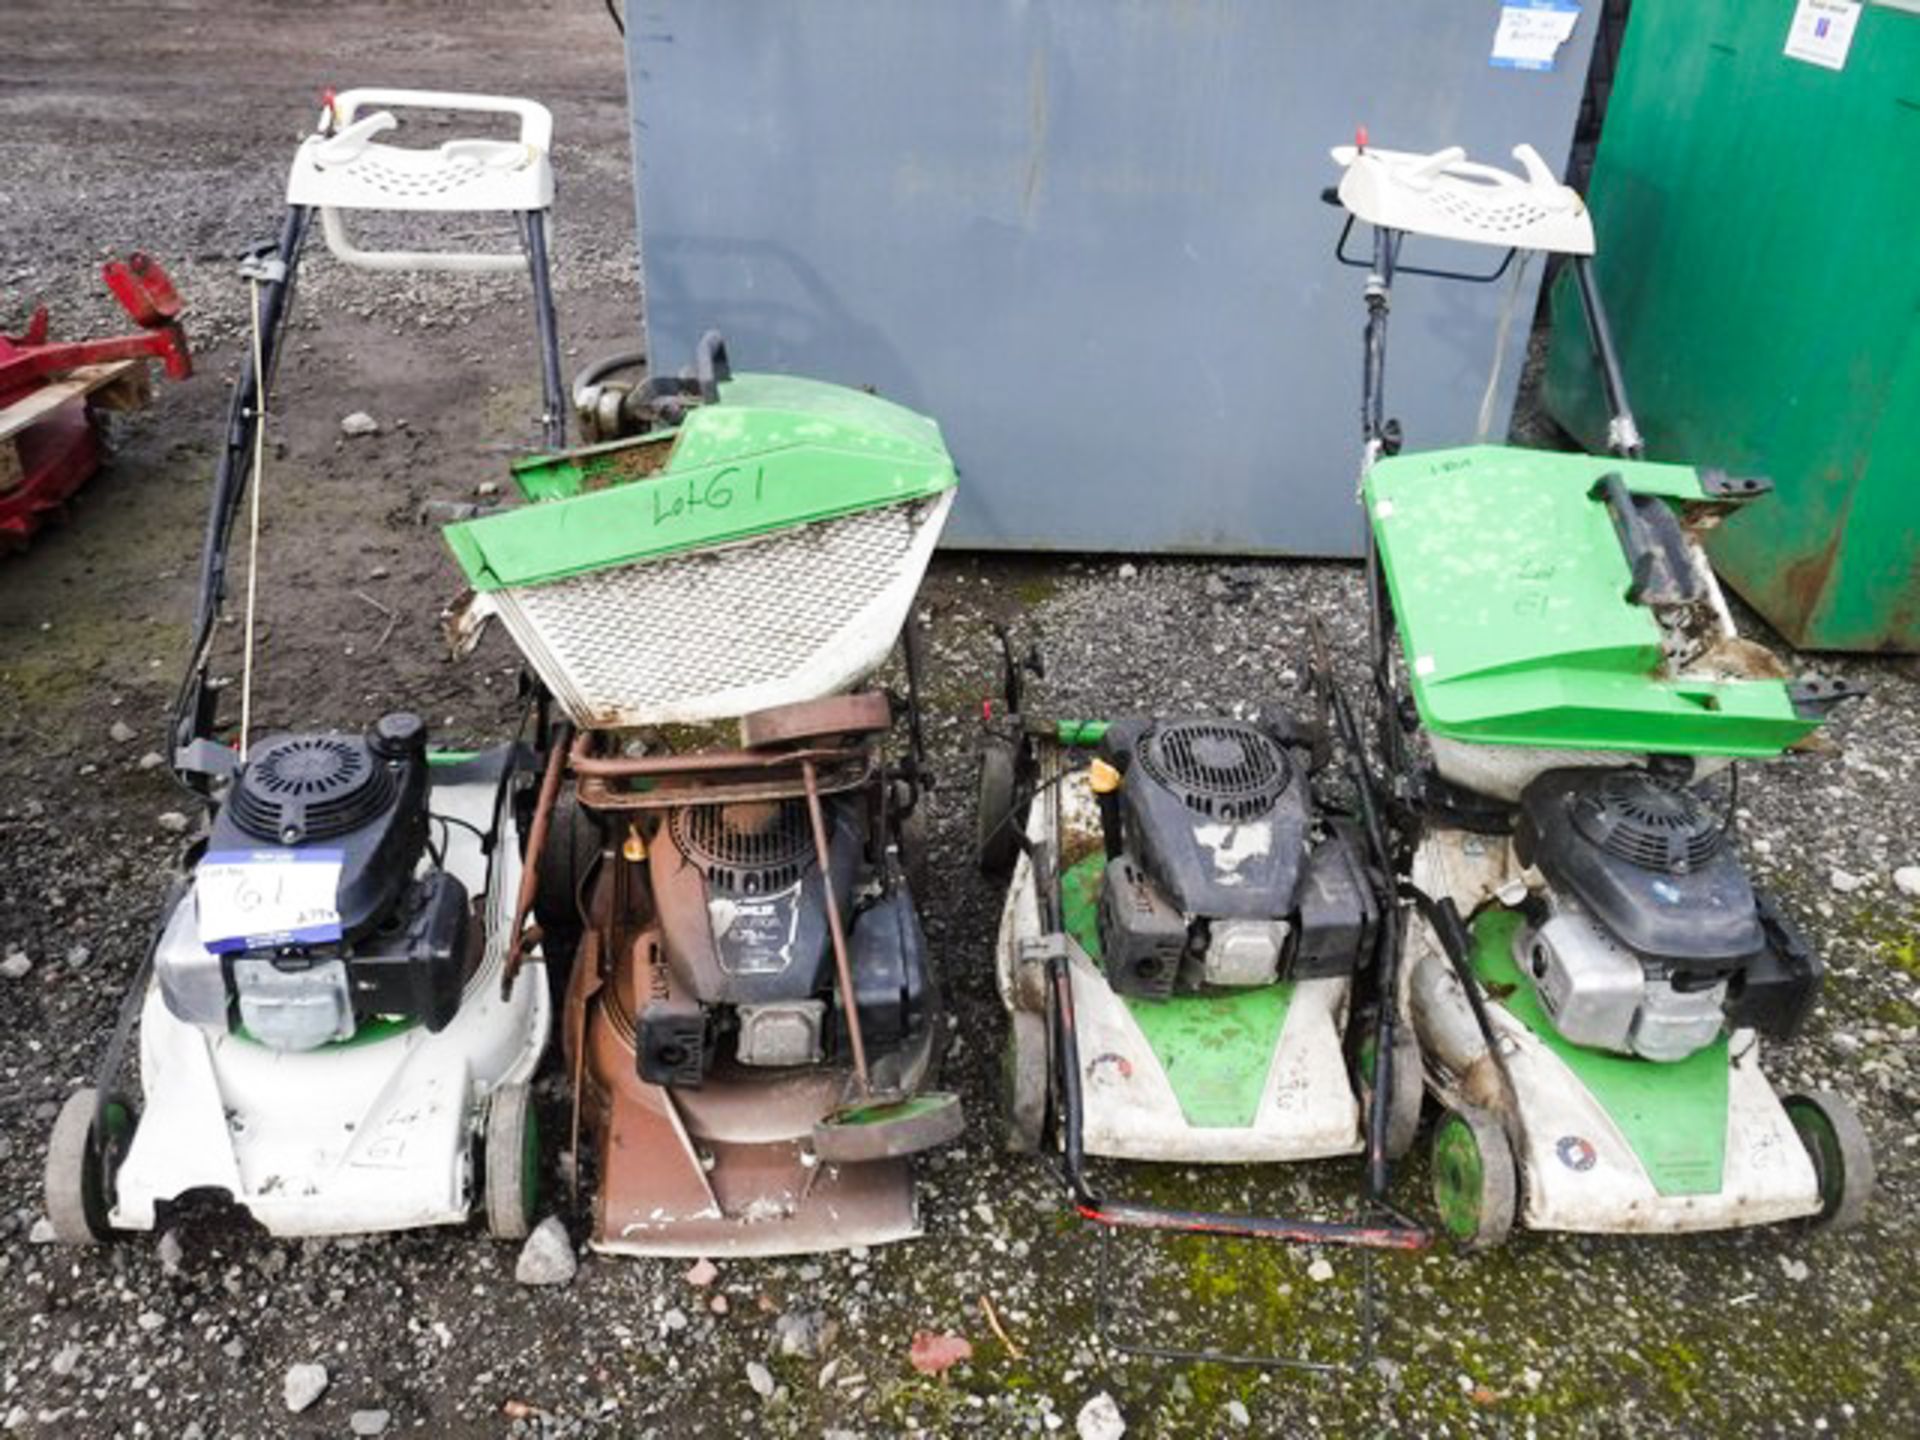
[1542, 0, 1920, 653]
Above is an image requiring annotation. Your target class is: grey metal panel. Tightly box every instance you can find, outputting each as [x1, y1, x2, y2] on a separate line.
[628, 1, 1600, 555]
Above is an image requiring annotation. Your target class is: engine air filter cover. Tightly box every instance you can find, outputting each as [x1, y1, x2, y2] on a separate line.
[1570, 770, 1724, 874]
[1136, 720, 1290, 822]
[1517, 768, 1763, 965]
[669, 800, 814, 895]
[228, 734, 396, 844]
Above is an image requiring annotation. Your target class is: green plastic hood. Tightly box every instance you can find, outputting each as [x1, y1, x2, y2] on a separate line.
[445, 373, 956, 592]
[1365, 445, 1819, 758]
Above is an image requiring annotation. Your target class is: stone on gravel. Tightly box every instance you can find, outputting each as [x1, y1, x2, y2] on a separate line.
[340, 411, 379, 437]
[1830, 868, 1863, 894]
[773, 1309, 825, 1358]
[156, 811, 190, 834]
[108, 720, 136, 743]
[1895, 866, 1920, 898]
[350, 1409, 391, 1436]
[27, 1218, 55, 1244]
[1225, 1399, 1251, 1428]
[417, 499, 480, 525]
[49, 1344, 81, 1379]
[661, 1307, 688, 1334]
[1116, 562, 1138, 580]
[136, 1310, 164, 1332]
[137, 752, 165, 772]
[283, 1362, 328, 1414]
[157, 1230, 183, 1274]
[1077, 1391, 1126, 1440]
[0, 951, 30, 980]
[684, 1256, 719, 1287]
[515, 1216, 576, 1287]
[1307, 1258, 1335, 1283]
[745, 1361, 776, 1398]
[65, 944, 89, 968]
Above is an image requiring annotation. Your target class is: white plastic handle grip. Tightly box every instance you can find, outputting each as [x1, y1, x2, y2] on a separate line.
[329, 88, 553, 152]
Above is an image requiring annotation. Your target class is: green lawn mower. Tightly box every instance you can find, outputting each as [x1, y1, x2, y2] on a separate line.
[979, 625, 1428, 1370]
[1329, 137, 1873, 1248]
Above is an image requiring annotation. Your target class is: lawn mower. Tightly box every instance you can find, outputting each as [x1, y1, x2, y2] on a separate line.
[440, 334, 965, 1257]
[1329, 137, 1873, 1248]
[2, 254, 191, 551]
[980, 624, 1429, 1367]
[43, 89, 566, 1241]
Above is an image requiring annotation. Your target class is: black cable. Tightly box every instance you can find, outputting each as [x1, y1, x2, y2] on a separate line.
[433, 812, 490, 847]
[604, 0, 625, 36]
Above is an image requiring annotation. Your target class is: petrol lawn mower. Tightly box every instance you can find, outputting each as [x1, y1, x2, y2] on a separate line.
[1329, 138, 1873, 1248]
[980, 624, 1429, 1368]
[44, 89, 566, 1242]
[1, 254, 191, 551]
[440, 335, 965, 1257]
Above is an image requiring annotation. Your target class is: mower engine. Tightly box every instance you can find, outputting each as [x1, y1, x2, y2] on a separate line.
[155, 713, 471, 1051]
[1095, 717, 1377, 999]
[1513, 768, 1819, 1062]
[640, 796, 932, 1084]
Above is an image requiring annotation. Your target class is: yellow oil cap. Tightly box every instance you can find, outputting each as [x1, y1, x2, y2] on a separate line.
[1088, 757, 1122, 795]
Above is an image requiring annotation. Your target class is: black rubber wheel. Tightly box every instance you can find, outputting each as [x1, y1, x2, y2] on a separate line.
[1431, 1105, 1517, 1252]
[533, 782, 599, 970]
[483, 1083, 539, 1241]
[1383, 1020, 1426, 1163]
[1784, 1089, 1873, 1231]
[45, 1087, 132, 1245]
[901, 808, 931, 900]
[977, 739, 1023, 877]
[1002, 1010, 1051, 1154]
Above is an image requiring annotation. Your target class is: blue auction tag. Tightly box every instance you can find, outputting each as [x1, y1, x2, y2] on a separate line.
[195, 849, 345, 954]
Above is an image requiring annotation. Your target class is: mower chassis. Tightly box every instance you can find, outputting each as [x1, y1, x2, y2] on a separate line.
[996, 771, 1364, 1165]
[111, 763, 550, 1236]
[1403, 828, 1823, 1235]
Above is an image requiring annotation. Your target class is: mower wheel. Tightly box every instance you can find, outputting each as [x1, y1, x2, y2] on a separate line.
[977, 739, 1023, 877]
[534, 783, 598, 971]
[483, 1083, 539, 1241]
[1003, 1009, 1051, 1153]
[897, 799, 931, 900]
[45, 1087, 131, 1244]
[1383, 1022, 1426, 1163]
[1784, 1090, 1874, 1231]
[1431, 1105, 1515, 1251]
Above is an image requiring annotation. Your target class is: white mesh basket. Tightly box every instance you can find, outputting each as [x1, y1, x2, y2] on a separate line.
[483, 491, 952, 728]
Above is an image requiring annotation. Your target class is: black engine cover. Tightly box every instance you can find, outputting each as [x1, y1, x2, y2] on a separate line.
[1516, 769, 1766, 965]
[1110, 717, 1312, 920]
[202, 714, 471, 1038]
[211, 713, 431, 944]
[652, 797, 860, 1007]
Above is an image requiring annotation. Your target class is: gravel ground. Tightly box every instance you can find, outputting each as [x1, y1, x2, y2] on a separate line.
[4, 6, 1918, 1437]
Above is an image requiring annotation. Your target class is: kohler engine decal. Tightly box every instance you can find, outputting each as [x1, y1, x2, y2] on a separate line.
[708, 883, 803, 975]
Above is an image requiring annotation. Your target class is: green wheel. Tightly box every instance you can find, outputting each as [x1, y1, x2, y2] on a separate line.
[1784, 1090, 1873, 1231]
[45, 1087, 133, 1245]
[1431, 1105, 1515, 1251]
[484, 1083, 540, 1240]
[977, 739, 1023, 877]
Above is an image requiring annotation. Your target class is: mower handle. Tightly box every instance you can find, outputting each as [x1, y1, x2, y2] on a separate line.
[328, 88, 553, 153]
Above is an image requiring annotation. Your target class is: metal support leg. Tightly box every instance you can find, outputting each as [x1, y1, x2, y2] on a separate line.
[522, 210, 567, 449]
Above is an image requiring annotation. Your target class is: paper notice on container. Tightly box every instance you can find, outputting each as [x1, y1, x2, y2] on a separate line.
[196, 849, 345, 953]
[1785, 0, 1862, 70]
[1491, 0, 1582, 72]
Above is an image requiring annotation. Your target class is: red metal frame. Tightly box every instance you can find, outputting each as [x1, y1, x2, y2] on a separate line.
[1, 254, 191, 550]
